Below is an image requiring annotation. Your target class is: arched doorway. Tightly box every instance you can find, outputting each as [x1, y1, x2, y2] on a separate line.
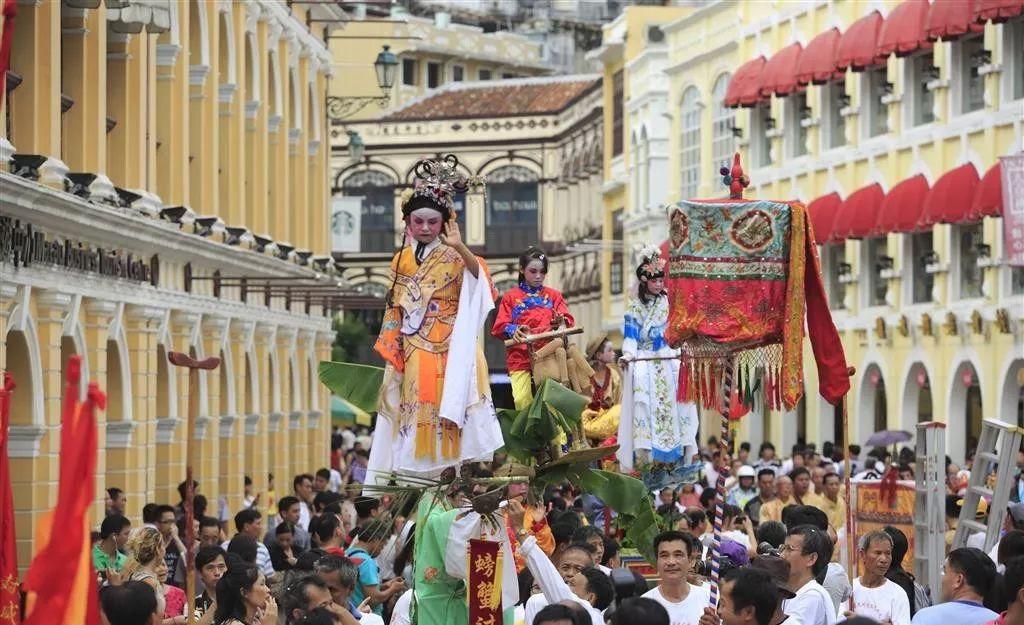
[5, 330, 35, 426]
[485, 165, 539, 254]
[858, 364, 887, 444]
[999, 359, 1024, 428]
[339, 170, 397, 254]
[106, 339, 125, 421]
[949, 361, 983, 462]
[901, 362, 933, 433]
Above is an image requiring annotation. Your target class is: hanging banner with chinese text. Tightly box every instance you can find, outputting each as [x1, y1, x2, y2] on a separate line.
[467, 538, 502, 625]
[1001, 153, 1024, 266]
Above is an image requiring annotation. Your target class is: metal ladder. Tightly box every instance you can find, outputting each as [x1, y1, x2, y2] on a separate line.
[952, 418, 1024, 551]
[914, 421, 946, 595]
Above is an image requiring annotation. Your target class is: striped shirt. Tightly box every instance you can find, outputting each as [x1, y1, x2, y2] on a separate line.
[221, 537, 275, 577]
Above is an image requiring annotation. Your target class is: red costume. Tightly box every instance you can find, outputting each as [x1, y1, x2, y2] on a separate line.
[491, 283, 575, 372]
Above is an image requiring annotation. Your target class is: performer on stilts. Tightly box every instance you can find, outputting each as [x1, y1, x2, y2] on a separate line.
[492, 246, 582, 410]
[580, 334, 622, 447]
[366, 154, 503, 483]
[616, 246, 700, 484]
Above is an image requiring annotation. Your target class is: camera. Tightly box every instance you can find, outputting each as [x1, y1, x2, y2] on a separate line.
[757, 541, 782, 557]
[694, 555, 738, 578]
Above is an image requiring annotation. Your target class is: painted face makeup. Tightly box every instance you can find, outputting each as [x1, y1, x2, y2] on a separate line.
[408, 208, 445, 243]
[523, 259, 547, 287]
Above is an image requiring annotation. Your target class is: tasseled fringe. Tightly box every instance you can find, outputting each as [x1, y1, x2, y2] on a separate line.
[441, 419, 460, 460]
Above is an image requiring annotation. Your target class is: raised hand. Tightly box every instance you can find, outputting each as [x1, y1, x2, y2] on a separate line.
[439, 217, 463, 249]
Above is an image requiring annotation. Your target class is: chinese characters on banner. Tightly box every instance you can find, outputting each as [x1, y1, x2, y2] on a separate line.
[467, 539, 502, 625]
[1002, 153, 1024, 267]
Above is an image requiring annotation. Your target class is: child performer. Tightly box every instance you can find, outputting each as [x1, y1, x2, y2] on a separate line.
[367, 155, 503, 482]
[580, 334, 622, 445]
[616, 245, 699, 475]
[491, 246, 575, 410]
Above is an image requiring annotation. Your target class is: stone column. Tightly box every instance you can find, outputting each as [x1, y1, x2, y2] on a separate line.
[199, 314, 229, 512]
[297, 329, 316, 469]
[8, 0, 67, 187]
[154, 4, 190, 206]
[83, 298, 119, 519]
[123, 305, 166, 514]
[60, 5, 118, 203]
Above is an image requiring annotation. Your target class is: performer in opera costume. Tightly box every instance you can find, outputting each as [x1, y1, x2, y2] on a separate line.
[616, 246, 699, 476]
[491, 246, 576, 410]
[367, 155, 503, 482]
[580, 333, 621, 445]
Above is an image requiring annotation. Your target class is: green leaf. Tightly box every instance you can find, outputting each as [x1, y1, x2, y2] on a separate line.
[580, 469, 659, 564]
[514, 379, 588, 445]
[318, 361, 385, 414]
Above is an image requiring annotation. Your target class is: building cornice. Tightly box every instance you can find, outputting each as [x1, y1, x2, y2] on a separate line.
[664, 40, 738, 76]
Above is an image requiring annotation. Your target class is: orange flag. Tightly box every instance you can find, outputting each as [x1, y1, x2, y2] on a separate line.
[22, 356, 103, 625]
[0, 372, 20, 625]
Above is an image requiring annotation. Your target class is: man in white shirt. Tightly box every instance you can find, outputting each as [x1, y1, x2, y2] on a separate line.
[697, 566, 783, 625]
[293, 473, 314, 531]
[519, 537, 612, 625]
[780, 525, 836, 625]
[643, 531, 710, 625]
[842, 530, 910, 625]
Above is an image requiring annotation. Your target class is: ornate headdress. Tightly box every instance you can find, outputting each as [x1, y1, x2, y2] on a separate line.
[401, 154, 475, 219]
[636, 244, 666, 280]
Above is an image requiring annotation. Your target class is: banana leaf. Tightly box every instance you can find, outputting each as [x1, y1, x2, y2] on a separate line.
[505, 379, 587, 450]
[318, 361, 385, 415]
[579, 469, 659, 564]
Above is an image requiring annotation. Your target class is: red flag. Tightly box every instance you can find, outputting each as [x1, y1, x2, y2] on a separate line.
[0, 0, 16, 111]
[22, 356, 104, 625]
[0, 371, 20, 624]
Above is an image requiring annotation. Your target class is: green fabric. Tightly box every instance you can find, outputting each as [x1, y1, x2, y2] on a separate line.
[92, 544, 127, 572]
[413, 496, 466, 625]
[411, 495, 516, 625]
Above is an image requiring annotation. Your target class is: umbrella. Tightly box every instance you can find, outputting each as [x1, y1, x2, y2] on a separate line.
[865, 429, 913, 448]
[331, 395, 372, 427]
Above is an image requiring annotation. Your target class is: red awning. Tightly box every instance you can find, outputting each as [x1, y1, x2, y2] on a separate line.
[970, 163, 1003, 219]
[877, 0, 932, 58]
[919, 163, 981, 226]
[974, 0, 1024, 23]
[837, 11, 885, 71]
[760, 43, 804, 97]
[875, 174, 931, 234]
[797, 28, 845, 85]
[926, 0, 985, 41]
[807, 193, 844, 244]
[833, 183, 886, 239]
[724, 56, 767, 108]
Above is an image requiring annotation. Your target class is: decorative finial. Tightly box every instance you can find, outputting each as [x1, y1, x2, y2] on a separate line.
[719, 153, 750, 199]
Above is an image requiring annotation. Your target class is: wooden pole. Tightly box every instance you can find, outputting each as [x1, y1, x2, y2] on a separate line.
[502, 326, 583, 347]
[842, 366, 856, 581]
[167, 352, 221, 625]
[708, 356, 735, 608]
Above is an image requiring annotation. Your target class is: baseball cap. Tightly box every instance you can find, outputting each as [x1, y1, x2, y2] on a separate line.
[1008, 502, 1024, 523]
[737, 465, 756, 478]
[749, 555, 797, 598]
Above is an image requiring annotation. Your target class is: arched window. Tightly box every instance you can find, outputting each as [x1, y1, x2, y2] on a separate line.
[341, 170, 396, 253]
[711, 74, 735, 171]
[486, 165, 539, 254]
[679, 87, 702, 199]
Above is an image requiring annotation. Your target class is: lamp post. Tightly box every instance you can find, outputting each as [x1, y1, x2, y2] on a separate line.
[326, 45, 399, 121]
[346, 130, 365, 164]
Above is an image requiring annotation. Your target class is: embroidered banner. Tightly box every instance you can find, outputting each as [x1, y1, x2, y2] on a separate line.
[467, 538, 502, 625]
[850, 480, 915, 577]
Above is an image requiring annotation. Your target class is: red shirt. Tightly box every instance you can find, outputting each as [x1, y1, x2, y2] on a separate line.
[491, 284, 574, 372]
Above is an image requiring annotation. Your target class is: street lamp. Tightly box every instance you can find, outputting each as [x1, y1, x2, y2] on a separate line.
[347, 130, 365, 164]
[326, 45, 399, 121]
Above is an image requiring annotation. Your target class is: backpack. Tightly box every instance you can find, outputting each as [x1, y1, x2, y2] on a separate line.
[912, 578, 932, 615]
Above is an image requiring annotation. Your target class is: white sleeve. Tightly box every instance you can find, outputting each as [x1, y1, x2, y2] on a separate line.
[390, 590, 413, 625]
[520, 536, 574, 605]
[890, 584, 912, 625]
[525, 593, 547, 625]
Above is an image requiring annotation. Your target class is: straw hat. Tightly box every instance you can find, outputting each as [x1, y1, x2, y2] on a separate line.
[585, 333, 610, 360]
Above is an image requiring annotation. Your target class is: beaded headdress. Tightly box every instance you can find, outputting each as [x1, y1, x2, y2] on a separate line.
[636, 244, 666, 280]
[401, 154, 476, 218]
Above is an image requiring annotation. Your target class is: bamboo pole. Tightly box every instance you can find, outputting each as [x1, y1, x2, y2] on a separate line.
[168, 352, 221, 625]
[502, 326, 584, 347]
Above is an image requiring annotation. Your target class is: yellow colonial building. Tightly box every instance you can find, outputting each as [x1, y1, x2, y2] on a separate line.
[0, 0, 343, 568]
[594, 0, 1024, 461]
